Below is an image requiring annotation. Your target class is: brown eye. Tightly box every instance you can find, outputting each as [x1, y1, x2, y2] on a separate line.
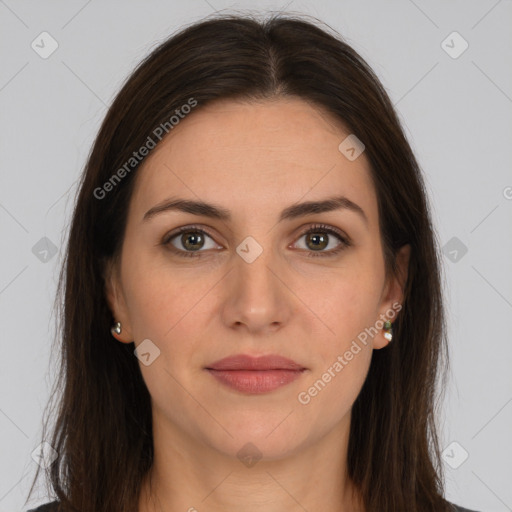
[294, 224, 351, 258]
[179, 231, 205, 251]
[162, 226, 220, 258]
[305, 232, 329, 251]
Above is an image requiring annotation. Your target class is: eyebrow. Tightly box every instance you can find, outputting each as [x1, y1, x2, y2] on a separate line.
[142, 195, 368, 226]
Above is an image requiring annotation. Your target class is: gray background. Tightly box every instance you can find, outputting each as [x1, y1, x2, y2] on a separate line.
[1, 1, 511, 511]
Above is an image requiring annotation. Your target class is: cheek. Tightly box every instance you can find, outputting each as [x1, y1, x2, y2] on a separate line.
[305, 257, 383, 412]
[120, 250, 193, 341]
[120, 253, 219, 377]
[298, 272, 377, 416]
[298, 263, 383, 348]
[121, 262, 207, 397]
[310, 285, 376, 391]
[296, 324, 373, 437]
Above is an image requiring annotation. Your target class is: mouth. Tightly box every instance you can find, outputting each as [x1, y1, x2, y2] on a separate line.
[205, 354, 307, 394]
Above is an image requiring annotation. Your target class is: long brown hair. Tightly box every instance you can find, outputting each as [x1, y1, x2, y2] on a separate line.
[27, 12, 451, 512]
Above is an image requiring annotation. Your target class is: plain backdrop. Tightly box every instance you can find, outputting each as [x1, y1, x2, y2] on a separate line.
[0, 1, 511, 511]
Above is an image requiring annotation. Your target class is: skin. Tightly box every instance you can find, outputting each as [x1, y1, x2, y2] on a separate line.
[105, 97, 410, 512]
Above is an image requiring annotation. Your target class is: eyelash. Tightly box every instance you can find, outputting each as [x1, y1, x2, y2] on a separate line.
[161, 223, 351, 259]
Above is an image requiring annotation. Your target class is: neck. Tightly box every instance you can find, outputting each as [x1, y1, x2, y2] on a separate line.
[138, 408, 365, 512]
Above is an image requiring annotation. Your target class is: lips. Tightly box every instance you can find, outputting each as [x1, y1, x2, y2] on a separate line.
[206, 354, 306, 371]
[205, 354, 307, 394]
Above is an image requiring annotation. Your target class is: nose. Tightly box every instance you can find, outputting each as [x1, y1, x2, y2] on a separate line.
[220, 242, 293, 336]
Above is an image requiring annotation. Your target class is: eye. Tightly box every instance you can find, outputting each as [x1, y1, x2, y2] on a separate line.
[161, 225, 221, 258]
[161, 223, 351, 258]
[293, 223, 351, 258]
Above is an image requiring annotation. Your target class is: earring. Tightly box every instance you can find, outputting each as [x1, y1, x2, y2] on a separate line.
[111, 321, 122, 336]
[383, 320, 393, 342]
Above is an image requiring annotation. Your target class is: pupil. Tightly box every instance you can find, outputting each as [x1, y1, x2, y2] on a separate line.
[183, 232, 203, 251]
[308, 233, 327, 250]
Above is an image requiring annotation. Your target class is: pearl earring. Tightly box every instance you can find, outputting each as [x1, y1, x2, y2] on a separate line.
[383, 320, 393, 342]
[111, 321, 122, 336]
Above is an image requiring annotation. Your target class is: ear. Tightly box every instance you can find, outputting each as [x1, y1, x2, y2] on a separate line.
[373, 244, 410, 349]
[103, 257, 134, 344]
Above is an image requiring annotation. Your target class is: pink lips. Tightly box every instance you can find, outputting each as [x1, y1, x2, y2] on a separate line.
[205, 354, 307, 394]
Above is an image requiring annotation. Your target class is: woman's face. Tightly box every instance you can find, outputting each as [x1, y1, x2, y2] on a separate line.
[106, 97, 408, 461]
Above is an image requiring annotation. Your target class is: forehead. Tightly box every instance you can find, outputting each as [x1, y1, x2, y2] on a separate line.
[129, 97, 378, 227]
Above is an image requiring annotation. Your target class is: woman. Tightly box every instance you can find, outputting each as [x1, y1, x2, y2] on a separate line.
[25, 12, 480, 512]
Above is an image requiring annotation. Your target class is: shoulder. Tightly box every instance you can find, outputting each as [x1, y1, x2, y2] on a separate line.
[28, 500, 480, 512]
[26, 501, 60, 512]
[451, 503, 481, 512]
[27, 500, 481, 512]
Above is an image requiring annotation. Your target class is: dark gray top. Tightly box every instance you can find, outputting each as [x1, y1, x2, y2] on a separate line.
[27, 501, 481, 511]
